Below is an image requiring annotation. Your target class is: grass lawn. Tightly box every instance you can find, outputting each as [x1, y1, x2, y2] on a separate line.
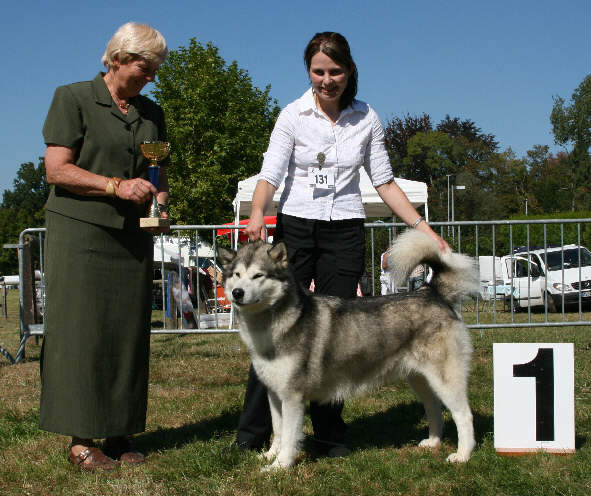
[1, 288, 590, 495]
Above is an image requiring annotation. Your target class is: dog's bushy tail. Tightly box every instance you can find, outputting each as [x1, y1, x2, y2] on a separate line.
[388, 230, 479, 305]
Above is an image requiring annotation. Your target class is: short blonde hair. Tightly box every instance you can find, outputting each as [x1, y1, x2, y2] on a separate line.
[102, 22, 168, 68]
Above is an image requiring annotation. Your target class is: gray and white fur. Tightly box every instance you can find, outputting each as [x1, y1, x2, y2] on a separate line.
[218, 229, 479, 469]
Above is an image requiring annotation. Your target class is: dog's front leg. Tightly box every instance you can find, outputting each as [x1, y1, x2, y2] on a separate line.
[261, 390, 282, 462]
[269, 394, 304, 469]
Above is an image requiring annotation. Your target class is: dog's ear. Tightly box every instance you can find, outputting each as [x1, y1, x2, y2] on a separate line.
[217, 245, 236, 267]
[268, 241, 289, 268]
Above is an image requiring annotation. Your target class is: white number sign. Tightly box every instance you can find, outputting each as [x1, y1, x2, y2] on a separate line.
[493, 343, 575, 455]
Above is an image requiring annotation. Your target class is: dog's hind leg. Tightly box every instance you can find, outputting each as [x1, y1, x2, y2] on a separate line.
[421, 370, 475, 463]
[407, 373, 443, 449]
[268, 394, 305, 469]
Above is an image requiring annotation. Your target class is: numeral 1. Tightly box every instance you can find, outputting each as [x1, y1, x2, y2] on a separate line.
[513, 348, 555, 441]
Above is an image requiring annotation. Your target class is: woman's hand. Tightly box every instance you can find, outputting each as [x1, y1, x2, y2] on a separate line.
[245, 180, 278, 241]
[417, 222, 450, 253]
[116, 178, 158, 204]
[245, 211, 267, 241]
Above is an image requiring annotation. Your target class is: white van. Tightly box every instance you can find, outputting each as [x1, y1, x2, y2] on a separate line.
[500, 244, 591, 311]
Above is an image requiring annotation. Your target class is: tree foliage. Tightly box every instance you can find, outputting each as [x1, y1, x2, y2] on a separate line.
[550, 75, 591, 209]
[0, 159, 48, 274]
[152, 39, 280, 225]
[526, 146, 574, 213]
[436, 115, 498, 164]
[384, 113, 432, 169]
[385, 114, 501, 221]
[499, 211, 591, 252]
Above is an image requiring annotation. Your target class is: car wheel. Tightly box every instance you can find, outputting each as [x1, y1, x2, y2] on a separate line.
[545, 292, 558, 313]
[506, 296, 519, 313]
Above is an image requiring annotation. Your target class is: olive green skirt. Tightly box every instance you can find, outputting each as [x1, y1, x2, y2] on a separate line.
[39, 212, 153, 438]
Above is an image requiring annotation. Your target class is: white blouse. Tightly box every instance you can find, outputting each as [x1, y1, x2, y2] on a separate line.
[258, 88, 394, 221]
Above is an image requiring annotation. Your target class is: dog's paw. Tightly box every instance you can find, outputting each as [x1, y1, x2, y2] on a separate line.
[446, 452, 470, 463]
[260, 458, 290, 472]
[260, 464, 280, 473]
[418, 437, 441, 448]
[257, 451, 274, 462]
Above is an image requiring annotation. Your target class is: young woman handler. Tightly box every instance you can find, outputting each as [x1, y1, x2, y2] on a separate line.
[235, 32, 448, 456]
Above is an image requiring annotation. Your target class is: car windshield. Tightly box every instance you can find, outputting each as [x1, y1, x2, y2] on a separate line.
[540, 247, 591, 271]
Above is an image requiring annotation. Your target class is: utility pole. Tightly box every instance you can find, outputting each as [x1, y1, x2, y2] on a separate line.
[446, 174, 451, 237]
[452, 185, 465, 242]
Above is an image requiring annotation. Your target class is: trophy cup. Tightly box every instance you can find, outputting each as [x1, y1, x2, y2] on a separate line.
[139, 140, 171, 229]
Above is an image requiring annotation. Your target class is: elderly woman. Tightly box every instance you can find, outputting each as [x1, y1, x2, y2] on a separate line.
[40, 22, 169, 471]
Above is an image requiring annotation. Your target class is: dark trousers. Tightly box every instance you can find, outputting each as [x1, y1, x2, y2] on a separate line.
[236, 213, 366, 448]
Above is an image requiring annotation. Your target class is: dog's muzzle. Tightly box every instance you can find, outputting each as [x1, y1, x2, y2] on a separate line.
[232, 287, 245, 304]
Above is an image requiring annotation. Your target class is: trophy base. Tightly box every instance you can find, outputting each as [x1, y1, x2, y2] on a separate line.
[140, 217, 170, 229]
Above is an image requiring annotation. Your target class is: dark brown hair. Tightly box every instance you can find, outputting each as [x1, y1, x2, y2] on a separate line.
[304, 32, 358, 110]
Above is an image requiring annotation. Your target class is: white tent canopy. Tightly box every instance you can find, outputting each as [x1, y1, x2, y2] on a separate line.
[233, 168, 428, 221]
[153, 237, 214, 265]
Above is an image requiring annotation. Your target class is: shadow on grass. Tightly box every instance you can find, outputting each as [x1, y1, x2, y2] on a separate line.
[135, 408, 241, 455]
[133, 401, 493, 457]
[127, 401, 587, 460]
[346, 401, 493, 450]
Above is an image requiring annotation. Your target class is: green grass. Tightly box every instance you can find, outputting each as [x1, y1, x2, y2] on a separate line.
[1, 288, 590, 495]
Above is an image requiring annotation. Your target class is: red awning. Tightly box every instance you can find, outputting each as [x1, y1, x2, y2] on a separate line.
[216, 216, 277, 242]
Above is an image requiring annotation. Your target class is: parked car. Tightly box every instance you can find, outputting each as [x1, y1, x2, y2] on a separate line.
[500, 245, 591, 311]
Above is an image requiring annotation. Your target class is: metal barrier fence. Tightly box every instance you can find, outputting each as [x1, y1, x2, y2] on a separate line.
[4, 218, 591, 363]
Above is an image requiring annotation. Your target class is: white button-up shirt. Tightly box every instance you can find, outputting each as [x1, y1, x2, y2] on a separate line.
[258, 88, 394, 220]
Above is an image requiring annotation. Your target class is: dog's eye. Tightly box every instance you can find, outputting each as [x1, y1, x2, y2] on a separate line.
[252, 273, 264, 279]
[234, 272, 240, 278]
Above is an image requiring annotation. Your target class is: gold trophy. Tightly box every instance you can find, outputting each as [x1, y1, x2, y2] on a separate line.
[139, 141, 171, 229]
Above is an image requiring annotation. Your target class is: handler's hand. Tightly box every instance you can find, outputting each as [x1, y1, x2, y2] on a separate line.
[117, 178, 158, 204]
[433, 233, 450, 253]
[245, 211, 267, 241]
[416, 222, 450, 253]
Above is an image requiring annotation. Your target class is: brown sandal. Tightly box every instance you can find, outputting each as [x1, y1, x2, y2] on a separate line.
[104, 437, 145, 465]
[68, 446, 119, 471]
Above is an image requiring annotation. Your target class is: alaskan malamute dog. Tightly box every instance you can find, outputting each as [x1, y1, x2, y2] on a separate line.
[218, 229, 479, 469]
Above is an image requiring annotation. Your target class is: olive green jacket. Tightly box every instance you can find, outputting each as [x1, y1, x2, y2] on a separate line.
[43, 73, 168, 230]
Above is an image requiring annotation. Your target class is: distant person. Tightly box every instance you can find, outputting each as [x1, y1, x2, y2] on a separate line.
[235, 31, 449, 457]
[40, 22, 169, 471]
[409, 264, 425, 291]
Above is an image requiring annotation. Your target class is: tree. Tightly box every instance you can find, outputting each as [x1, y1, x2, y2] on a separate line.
[550, 75, 591, 209]
[384, 113, 432, 174]
[487, 149, 529, 218]
[0, 159, 49, 274]
[384, 113, 502, 221]
[436, 115, 498, 164]
[525, 146, 573, 214]
[152, 39, 280, 225]
[2, 159, 49, 219]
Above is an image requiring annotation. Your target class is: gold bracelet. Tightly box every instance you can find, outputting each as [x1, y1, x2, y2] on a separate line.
[105, 178, 116, 197]
[105, 177, 122, 198]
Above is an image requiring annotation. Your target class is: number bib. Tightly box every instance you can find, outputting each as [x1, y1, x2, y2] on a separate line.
[308, 167, 335, 189]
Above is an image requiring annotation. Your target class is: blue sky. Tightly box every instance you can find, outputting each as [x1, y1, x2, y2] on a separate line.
[1, 0, 589, 195]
